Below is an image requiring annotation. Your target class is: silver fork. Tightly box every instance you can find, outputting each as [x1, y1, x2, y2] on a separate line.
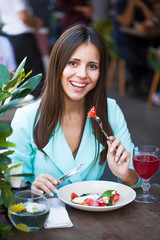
[93, 114, 127, 162]
[93, 114, 113, 144]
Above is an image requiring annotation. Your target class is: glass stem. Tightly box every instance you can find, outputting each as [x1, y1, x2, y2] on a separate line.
[142, 179, 150, 195]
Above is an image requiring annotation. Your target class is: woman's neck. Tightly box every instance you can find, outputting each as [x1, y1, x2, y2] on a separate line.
[63, 97, 85, 118]
[61, 97, 86, 158]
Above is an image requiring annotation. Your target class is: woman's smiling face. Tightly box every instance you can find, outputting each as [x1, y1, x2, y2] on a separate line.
[61, 42, 100, 103]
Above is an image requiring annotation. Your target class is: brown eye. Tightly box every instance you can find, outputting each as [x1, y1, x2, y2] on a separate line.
[89, 64, 98, 69]
[68, 61, 77, 66]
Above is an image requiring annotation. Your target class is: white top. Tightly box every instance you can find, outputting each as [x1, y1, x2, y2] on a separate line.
[0, 35, 17, 72]
[0, 0, 34, 35]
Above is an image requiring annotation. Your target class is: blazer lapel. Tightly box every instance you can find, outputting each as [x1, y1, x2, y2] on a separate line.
[42, 120, 105, 183]
[74, 119, 105, 173]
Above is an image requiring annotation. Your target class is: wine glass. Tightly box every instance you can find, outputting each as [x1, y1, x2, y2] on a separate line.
[133, 145, 160, 203]
[8, 190, 50, 232]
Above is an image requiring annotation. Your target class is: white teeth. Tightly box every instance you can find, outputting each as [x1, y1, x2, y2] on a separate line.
[71, 82, 86, 87]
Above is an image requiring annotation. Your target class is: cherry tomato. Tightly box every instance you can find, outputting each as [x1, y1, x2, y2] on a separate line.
[87, 106, 96, 118]
[71, 192, 79, 200]
[110, 193, 120, 202]
[84, 198, 99, 206]
[97, 198, 106, 207]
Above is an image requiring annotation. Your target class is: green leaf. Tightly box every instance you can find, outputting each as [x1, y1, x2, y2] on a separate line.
[80, 193, 90, 197]
[4, 68, 31, 92]
[0, 165, 8, 172]
[0, 139, 16, 148]
[5, 162, 23, 174]
[19, 73, 42, 89]
[0, 65, 10, 88]
[10, 88, 31, 100]
[0, 196, 4, 205]
[0, 98, 24, 115]
[0, 224, 12, 239]
[11, 74, 42, 100]
[108, 200, 115, 206]
[1, 184, 14, 207]
[24, 70, 32, 79]
[0, 172, 5, 179]
[0, 150, 14, 156]
[102, 190, 117, 198]
[0, 172, 4, 176]
[0, 154, 11, 165]
[2, 225, 12, 232]
[7, 173, 34, 177]
[0, 121, 12, 138]
[10, 57, 27, 82]
[0, 181, 14, 207]
[3, 78, 17, 92]
[0, 92, 12, 102]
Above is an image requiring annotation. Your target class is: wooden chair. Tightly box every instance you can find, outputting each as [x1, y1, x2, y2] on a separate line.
[147, 46, 160, 106]
[93, 20, 126, 96]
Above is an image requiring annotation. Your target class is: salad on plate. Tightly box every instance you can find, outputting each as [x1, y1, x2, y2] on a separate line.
[71, 190, 120, 207]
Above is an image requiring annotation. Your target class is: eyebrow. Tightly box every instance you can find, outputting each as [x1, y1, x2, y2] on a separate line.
[70, 57, 100, 65]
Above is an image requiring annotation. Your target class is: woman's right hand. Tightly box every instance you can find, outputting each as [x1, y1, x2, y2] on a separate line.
[31, 173, 59, 197]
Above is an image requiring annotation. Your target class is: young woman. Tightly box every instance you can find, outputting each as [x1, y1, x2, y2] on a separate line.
[9, 24, 141, 197]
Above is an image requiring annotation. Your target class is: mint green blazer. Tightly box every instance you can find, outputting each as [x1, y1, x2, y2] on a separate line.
[8, 98, 141, 188]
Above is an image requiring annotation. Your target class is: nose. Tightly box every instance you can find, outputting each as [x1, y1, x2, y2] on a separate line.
[76, 65, 87, 79]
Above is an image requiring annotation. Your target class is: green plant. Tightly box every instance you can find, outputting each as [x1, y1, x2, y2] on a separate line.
[0, 225, 12, 240]
[0, 57, 42, 208]
[92, 20, 120, 59]
[147, 46, 160, 71]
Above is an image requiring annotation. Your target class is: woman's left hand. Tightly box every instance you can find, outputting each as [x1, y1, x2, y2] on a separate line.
[107, 136, 131, 179]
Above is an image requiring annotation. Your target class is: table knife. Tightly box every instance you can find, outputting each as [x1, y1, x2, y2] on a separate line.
[58, 163, 84, 185]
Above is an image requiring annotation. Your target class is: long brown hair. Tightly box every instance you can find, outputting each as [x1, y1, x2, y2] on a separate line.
[33, 24, 113, 165]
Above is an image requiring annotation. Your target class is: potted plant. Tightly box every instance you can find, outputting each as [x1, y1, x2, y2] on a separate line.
[0, 57, 42, 208]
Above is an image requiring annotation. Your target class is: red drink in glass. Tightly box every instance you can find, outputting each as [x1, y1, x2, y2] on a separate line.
[133, 154, 159, 180]
[133, 145, 160, 203]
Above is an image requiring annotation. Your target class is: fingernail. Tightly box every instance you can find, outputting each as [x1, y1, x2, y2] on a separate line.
[110, 147, 114, 152]
[36, 190, 44, 195]
[115, 156, 118, 162]
[54, 180, 58, 185]
[118, 161, 121, 165]
[54, 188, 58, 193]
[49, 192, 54, 197]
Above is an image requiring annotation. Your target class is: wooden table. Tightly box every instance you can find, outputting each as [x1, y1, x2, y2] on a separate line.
[1, 184, 160, 240]
[120, 26, 160, 38]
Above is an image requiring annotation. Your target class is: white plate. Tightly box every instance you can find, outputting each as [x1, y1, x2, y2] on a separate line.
[57, 180, 136, 212]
